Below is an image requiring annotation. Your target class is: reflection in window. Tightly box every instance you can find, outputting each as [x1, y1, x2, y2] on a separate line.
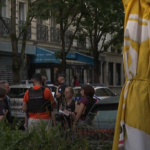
[95, 88, 115, 96]
[116, 63, 121, 85]
[19, 2, 25, 21]
[66, 69, 69, 85]
[36, 68, 51, 81]
[74, 89, 81, 97]
[108, 62, 113, 85]
[95, 88, 110, 96]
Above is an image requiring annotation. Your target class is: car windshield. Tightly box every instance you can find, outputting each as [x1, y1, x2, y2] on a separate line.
[8, 88, 28, 98]
[85, 103, 118, 129]
[95, 88, 115, 96]
[74, 88, 82, 97]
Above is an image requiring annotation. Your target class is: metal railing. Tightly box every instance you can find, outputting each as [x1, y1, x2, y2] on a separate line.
[0, 17, 11, 37]
[77, 36, 86, 49]
[50, 27, 61, 43]
[37, 24, 48, 41]
[50, 27, 73, 46]
[65, 30, 73, 46]
[19, 20, 31, 39]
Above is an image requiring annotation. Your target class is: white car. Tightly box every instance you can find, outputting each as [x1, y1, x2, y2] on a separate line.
[73, 86, 116, 101]
[9, 80, 56, 119]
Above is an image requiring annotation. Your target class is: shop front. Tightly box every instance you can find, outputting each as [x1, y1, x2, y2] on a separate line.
[0, 41, 36, 85]
[29, 47, 94, 85]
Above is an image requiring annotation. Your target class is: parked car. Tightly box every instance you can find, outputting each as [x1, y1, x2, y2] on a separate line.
[73, 86, 116, 101]
[76, 96, 119, 149]
[8, 80, 57, 120]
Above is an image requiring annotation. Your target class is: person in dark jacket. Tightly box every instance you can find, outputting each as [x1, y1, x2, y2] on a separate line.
[0, 80, 13, 124]
[56, 74, 68, 111]
[22, 73, 55, 131]
[0, 87, 8, 121]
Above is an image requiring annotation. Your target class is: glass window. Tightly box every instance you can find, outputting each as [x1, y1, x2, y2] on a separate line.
[51, 14, 56, 27]
[36, 68, 51, 81]
[66, 69, 69, 85]
[116, 63, 121, 85]
[108, 62, 113, 85]
[8, 88, 28, 98]
[95, 88, 110, 96]
[95, 88, 115, 97]
[1, 0, 6, 17]
[104, 88, 115, 96]
[74, 88, 81, 97]
[19, 2, 25, 21]
[84, 69, 87, 84]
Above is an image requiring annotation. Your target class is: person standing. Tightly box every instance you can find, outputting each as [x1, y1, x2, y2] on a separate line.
[56, 74, 68, 111]
[22, 73, 55, 131]
[73, 76, 79, 86]
[0, 80, 13, 124]
[0, 87, 8, 121]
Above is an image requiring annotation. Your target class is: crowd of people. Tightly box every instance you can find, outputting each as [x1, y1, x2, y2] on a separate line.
[0, 73, 96, 134]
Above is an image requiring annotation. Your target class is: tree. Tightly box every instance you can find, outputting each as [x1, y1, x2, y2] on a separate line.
[79, 0, 124, 83]
[32, 0, 84, 73]
[0, 0, 35, 84]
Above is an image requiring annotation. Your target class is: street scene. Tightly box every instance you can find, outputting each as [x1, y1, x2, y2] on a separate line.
[0, 0, 149, 150]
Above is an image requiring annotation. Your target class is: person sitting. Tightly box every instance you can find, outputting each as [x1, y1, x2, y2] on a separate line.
[0, 87, 8, 121]
[74, 85, 96, 125]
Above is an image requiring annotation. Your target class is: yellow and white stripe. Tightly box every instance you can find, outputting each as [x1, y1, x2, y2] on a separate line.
[113, 0, 150, 149]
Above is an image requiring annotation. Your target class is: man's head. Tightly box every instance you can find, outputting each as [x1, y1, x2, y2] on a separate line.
[42, 76, 47, 86]
[0, 87, 6, 100]
[0, 80, 10, 95]
[57, 74, 65, 84]
[31, 73, 42, 86]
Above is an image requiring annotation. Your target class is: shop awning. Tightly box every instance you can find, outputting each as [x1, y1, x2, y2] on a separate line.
[31, 47, 94, 65]
[31, 47, 60, 63]
[76, 52, 94, 65]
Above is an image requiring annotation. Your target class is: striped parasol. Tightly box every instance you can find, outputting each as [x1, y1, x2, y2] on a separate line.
[113, 0, 150, 149]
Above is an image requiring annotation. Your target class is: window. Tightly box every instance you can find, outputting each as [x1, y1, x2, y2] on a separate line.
[37, 18, 43, 25]
[116, 63, 121, 85]
[74, 88, 82, 97]
[36, 68, 51, 81]
[108, 62, 113, 85]
[51, 13, 56, 27]
[0, 0, 6, 17]
[19, 2, 25, 21]
[95, 88, 115, 97]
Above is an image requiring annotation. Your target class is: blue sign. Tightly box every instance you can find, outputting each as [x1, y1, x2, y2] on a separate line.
[31, 47, 60, 63]
[66, 52, 76, 59]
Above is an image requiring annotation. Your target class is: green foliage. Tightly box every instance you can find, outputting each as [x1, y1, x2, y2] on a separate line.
[79, 0, 124, 52]
[0, 118, 114, 150]
[0, 120, 90, 150]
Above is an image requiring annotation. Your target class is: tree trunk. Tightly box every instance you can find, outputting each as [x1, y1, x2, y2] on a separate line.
[60, 19, 66, 74]
[11, 0, 20, 84]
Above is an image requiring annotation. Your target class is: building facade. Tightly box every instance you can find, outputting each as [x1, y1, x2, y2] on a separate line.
[0, 0, 124, 94]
